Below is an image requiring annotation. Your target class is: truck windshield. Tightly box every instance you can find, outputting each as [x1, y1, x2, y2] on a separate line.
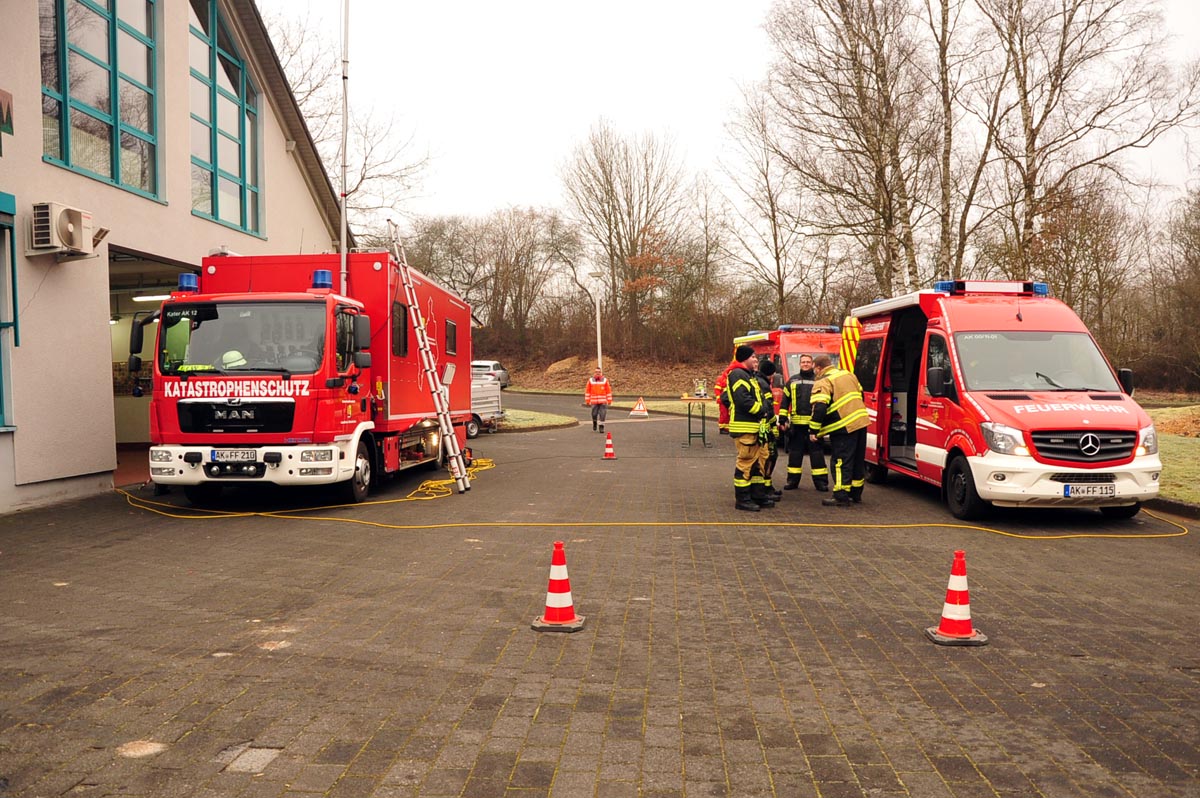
[954, 331, 1121, 392]
[158, 301, 326, 376]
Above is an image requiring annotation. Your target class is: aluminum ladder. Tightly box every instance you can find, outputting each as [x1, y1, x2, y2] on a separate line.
[387, 221, 471, 493]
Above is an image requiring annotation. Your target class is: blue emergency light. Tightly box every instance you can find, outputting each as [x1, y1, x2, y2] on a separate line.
[312, 269, 333, 289]
[177, 273, 198, 293]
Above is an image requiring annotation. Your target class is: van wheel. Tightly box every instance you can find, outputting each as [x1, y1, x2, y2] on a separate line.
[465, 416, 481, 439]
[945, 455, 987, 520]
[865, 461, 888, 484]
[343, 440, 371, 503]
[1100, 503, 1141, 520]
[184, 484, 222, 506]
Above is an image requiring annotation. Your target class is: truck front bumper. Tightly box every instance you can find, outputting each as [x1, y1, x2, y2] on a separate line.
[147, 442, 355, 487]
[970, 451, 1162, 508]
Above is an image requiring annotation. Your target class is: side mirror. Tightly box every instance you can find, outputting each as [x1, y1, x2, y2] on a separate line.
[129, 323, 144, 357]
[353, 351, 372, 369]
[128, 354, 142, 373]
[1118, 368, 1134, 396]
[354, 315, 371, 349]
[927, 366, 946, 397]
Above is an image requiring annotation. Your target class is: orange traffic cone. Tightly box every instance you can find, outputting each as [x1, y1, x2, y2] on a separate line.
[532, 541, 585, 632]
[602, 432, 617, 460]
[925, 550, 988, 646]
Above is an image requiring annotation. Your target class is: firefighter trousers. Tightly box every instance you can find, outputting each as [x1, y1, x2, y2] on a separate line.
[785, 433, 828, 487]
[828, 428, 867, 503]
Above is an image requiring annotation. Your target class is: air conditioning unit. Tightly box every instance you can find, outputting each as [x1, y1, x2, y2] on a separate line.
[27, 201, 94, 256]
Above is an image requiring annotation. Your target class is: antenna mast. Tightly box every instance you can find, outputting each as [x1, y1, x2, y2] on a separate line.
[338, 0, 350, 292]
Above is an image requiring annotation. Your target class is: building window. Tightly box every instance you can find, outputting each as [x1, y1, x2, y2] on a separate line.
[445, 319, 457, 356]
[189, 0, 260, 233]
[0, 194, 16, 428]
[39, 0, 159, 196]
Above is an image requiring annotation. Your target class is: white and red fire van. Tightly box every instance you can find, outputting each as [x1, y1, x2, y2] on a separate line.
[846, 280, 1161, 519]
[733, 324, 843, 404]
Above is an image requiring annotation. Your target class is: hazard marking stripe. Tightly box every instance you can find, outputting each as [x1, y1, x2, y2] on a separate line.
[944, 589, 969, 604]
[544, 591, 574, 608]
[946, 575, 969, 591]
[549, 565, 569, 580]
[941, 603, 973, 620]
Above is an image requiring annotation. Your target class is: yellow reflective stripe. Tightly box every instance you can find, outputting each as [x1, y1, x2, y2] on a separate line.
[818, 407, 868, 435]
[733, 477, 752, 487]
[828, 391, 862, 414]
[728, 422, 759, 433]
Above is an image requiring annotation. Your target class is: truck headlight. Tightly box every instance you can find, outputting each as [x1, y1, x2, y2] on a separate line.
[301, 449, 333, 462]
[150, 449, 173, 463]
[981, 422, 1029, 456]
[1137, 424, 1158, 456]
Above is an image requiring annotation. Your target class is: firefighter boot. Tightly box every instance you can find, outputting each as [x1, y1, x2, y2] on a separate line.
[751, 484, 775, 508]
[784, 476, 800, 490]
[599, 424, 604, 433]
[814, 480, 829, 492]
[766, 483, 783, 501]
[592, 417, 597, 431]
[735, 487, 760, 512]
[822, 493, 850, 507]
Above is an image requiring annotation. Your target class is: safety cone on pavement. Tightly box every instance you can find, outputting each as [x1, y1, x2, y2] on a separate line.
[602, 432, 617, 460]
[925, 550, 988, 646]
[532, 541, 585, 632]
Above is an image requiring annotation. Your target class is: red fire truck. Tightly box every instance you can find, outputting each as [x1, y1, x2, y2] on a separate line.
[847, 280, 1161, 519]
[129, 252, 473, 504]
[732, 324, 843, 403]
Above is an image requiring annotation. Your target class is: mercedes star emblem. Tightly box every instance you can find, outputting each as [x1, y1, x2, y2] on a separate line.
[1078, 433, 1102, 457]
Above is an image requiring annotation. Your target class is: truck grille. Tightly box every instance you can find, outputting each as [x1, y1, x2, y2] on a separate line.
[1030, 430, 1136, 463]
[178, 401, 295, 433]
[1048, 473, 1116, 484]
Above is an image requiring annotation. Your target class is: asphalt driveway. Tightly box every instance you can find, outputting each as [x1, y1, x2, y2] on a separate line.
[1, 393, 1197, 797]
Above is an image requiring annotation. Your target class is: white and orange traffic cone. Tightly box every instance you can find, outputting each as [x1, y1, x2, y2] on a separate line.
[925, 550, 988, 646]
[602, 432, 617, 460]
[532, 541, 585, 632]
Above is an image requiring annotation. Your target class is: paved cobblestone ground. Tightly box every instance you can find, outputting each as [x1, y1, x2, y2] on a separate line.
[1, 395, 1198, 797]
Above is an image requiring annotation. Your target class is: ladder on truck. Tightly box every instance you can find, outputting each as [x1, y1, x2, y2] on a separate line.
[387, 221, 471, 493]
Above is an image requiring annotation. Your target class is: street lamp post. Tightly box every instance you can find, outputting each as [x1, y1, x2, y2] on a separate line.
[588, 271, 604, 370]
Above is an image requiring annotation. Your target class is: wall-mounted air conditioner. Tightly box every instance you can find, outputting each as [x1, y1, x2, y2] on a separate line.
[26, 201, 94, 256]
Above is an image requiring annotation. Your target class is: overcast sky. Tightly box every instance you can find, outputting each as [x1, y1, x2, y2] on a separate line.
[256, 0, 1200, 220]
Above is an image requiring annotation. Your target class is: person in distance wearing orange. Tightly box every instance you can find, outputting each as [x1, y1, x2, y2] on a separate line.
[584, 367, 613, 432]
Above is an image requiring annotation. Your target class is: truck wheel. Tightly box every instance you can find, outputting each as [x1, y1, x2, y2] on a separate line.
[1100, 503, 1141, 520]
[466, 416, 481, 439]
[343, 440, 372, 503]
[184, 484, 222, 506]
[945, 455, 987, 520]
[865, 461, 888, 484]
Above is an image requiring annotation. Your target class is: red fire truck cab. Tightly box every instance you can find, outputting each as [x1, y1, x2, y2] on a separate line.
[848, 280, 1161, 519]
[129, 252, 473, 505]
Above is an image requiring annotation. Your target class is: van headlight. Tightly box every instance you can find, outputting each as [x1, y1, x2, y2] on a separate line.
[150, 449, 173, 463]
[981, 422, 1029, 456]
[1137, 424, 1158, 456]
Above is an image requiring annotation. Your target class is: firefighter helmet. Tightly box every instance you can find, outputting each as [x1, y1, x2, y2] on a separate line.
[220, 350, 247, 368]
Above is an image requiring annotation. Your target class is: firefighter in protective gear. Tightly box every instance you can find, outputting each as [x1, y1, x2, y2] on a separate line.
[778, 353, 829, 491]
[725, 345, 774, 511]
[756, 357, 783, 501]
[808, 354, 869, 507]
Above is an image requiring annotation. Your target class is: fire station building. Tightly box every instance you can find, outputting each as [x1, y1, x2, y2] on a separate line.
[0, 1, 343, 511]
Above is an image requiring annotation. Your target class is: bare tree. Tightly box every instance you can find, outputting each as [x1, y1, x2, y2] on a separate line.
[263, 11, 428, 239]
[766, 0, 934, 294]
[560, 121, 689, 351]
[722, 87, 814, 320]
[976, 0, 1200, 267]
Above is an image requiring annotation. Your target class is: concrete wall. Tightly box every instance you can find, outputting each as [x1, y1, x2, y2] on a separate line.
[0, 2, 338, 513]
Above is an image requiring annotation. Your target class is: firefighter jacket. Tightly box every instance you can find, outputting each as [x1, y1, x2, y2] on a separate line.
[584, 377, 612, 405]
[809, 367, 868, 437]
[779, 370, 818, 427]
[726, 366, 770, 435]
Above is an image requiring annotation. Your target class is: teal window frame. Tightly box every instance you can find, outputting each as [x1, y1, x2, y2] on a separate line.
[188, 0, 261, 234]
[0, 192, 17, 428]
[39, 0, 159, 198]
